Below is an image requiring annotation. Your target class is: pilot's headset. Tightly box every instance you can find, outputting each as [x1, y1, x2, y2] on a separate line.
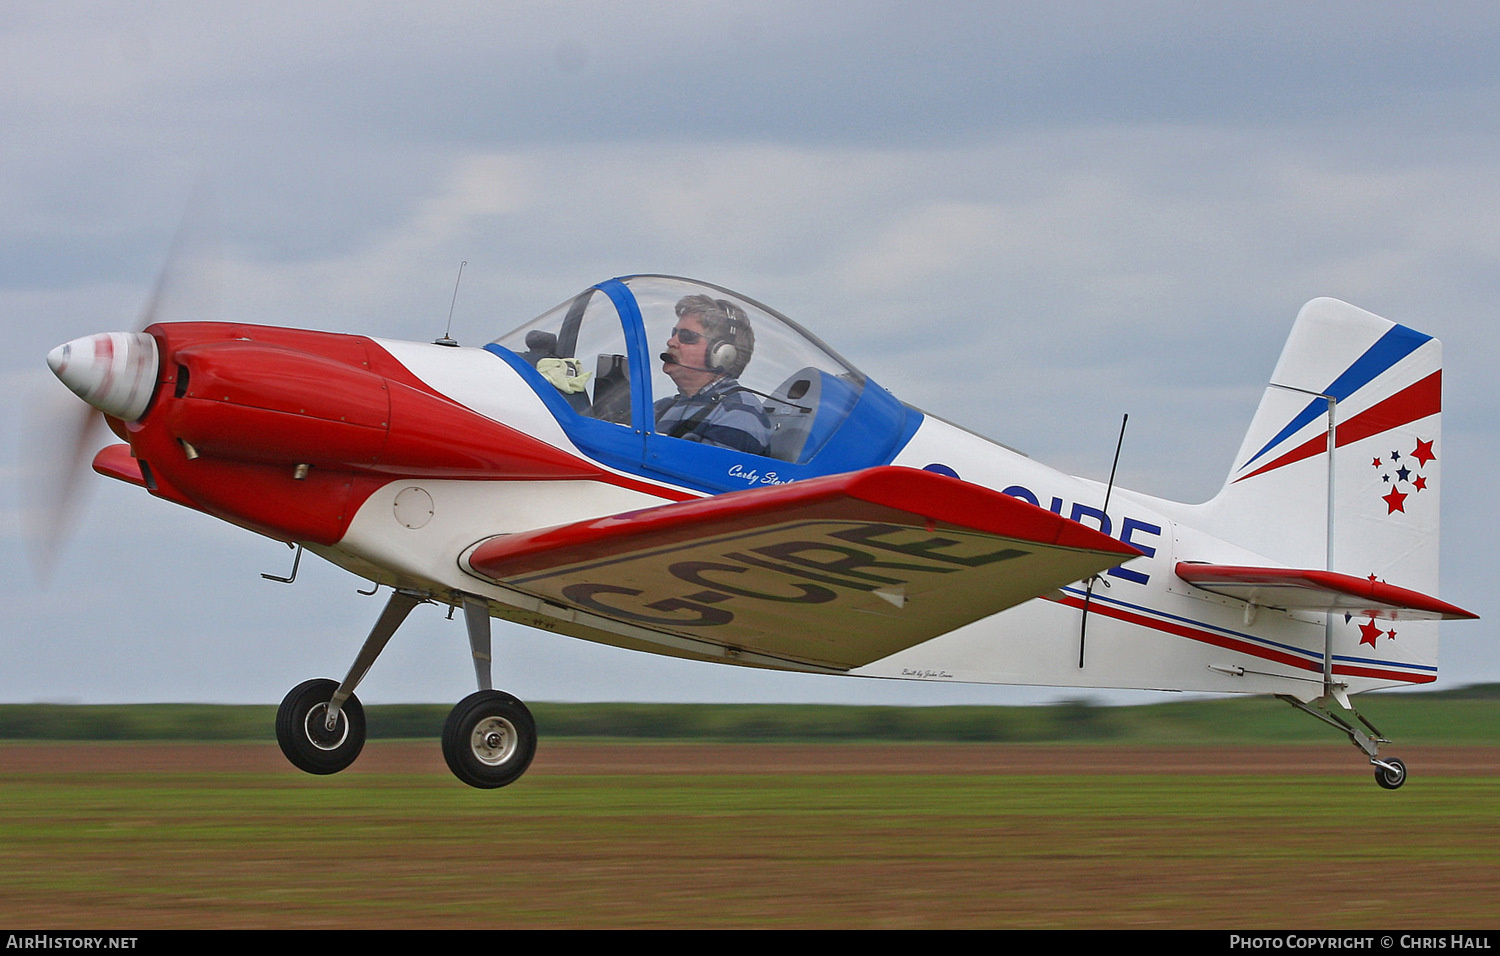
[706, 299, 746, 375]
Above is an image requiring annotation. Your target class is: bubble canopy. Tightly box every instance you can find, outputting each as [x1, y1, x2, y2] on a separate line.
[488, 276, 920, 494]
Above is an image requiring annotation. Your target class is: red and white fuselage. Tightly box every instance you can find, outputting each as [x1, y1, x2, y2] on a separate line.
[50, 277, 1470, 707]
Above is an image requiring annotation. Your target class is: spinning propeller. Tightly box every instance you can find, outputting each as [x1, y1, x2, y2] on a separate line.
[24, 204, 211, 582]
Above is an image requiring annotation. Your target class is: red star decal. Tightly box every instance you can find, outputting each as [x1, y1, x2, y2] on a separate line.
[1413, 475, 1427, 491]
[1372, 457, 1383, 469]
[1382, 488, 1408, 513]
[1386, 628, 1398, 642]
[1412, 438, 1436, 467]
[1358, 618, 1383, 647]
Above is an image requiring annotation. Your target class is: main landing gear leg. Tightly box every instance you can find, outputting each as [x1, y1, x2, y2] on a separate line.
[1277, 693, 1408, 790]
[440, 595, 538, 790]
[276, 589, 424, 776]
[462, 596, 494, 692]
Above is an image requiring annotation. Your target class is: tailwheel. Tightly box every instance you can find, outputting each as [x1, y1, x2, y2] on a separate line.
[442, 690, 537, 789]
[1373, 757, 1407, 790]
[276, 678, 366, 775]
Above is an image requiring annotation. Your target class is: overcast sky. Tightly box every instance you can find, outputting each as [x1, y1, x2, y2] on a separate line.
[3, 2, 1497, 709]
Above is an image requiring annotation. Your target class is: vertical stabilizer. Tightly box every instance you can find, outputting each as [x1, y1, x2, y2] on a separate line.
[1201, 298, 1445, 683]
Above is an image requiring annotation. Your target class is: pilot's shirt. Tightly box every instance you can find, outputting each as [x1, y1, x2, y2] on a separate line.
[653, 377, 771, 457]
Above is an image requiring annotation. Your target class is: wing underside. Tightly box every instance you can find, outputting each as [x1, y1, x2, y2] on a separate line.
[463, 467, 1141, 670]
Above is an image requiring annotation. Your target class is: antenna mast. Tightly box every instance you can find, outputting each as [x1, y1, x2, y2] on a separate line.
[1078, 412, 1128, 668]
[435, 260, 467, 347]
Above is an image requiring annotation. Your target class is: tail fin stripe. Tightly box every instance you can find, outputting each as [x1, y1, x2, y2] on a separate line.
[1233, 370, 1441, 483]
[1240, 324, 1432, 471]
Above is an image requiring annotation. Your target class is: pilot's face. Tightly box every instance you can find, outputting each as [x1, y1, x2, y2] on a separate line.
[663, 314, 716, 395]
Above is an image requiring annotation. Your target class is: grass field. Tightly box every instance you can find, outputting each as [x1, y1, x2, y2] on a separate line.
[2, 741, 1497, 929]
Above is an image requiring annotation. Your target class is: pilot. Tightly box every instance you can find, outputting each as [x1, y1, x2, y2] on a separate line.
[655, 294, 771, 456]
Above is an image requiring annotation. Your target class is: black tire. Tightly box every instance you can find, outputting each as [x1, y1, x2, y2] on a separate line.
[442, 690, 537, 789]
[1374, 757, 1407, 790]
[276, 678, 366, 775]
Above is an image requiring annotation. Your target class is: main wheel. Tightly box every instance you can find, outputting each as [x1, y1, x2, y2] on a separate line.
[1374, 757, 1407, 790]
[442, 690, 537, 789]
[276, 678, 366, 775]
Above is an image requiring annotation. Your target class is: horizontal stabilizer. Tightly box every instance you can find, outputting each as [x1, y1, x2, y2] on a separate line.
[465, 467, 1141, 670]
[1175, 562, 1476, 621]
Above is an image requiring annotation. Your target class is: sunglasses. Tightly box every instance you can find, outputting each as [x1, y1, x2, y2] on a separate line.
[670, 327, 705, 345]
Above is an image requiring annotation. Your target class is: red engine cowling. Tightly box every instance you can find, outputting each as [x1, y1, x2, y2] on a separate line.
[110, 322, 600, 545]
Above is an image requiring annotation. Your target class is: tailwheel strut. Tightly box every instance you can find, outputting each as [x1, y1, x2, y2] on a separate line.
[1277, 694, 1407, 790]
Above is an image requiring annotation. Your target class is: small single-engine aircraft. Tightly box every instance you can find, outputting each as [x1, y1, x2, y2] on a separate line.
[45, 274, 1475, 789]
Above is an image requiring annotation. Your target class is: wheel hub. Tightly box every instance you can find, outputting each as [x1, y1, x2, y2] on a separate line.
[470, 716, 517, 766]
[304, 703, 349, 751]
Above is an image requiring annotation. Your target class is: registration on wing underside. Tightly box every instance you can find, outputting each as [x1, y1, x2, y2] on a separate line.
[467, 512, 1134, 671]
[488, 519, 1112, 668]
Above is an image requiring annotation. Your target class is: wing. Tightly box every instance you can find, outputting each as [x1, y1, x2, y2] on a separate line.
[464, 466, 1141, 671]
[1175, 562, 1477, 621]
